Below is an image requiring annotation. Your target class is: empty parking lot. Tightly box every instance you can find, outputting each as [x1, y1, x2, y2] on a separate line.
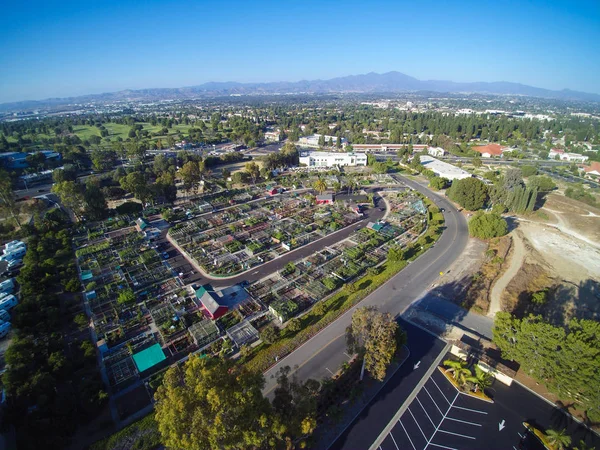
[378, 367, 491, 450]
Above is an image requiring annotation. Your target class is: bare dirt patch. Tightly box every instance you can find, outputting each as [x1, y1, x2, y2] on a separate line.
[539, 192, 600, 244]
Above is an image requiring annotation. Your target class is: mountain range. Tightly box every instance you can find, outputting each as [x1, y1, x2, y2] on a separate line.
[2, 71, 600, 112]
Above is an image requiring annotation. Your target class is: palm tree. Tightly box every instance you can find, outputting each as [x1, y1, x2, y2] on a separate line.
[466, 365, 493, 393]
[574, 440, 595, 450]
[545, 428, 572, 450]
[443, 359, 471, 387]
[313, 178, 327, 195]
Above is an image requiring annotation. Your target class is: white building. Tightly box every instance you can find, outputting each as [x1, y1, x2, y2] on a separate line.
[548, 148, 588, 162]
[298, 134, 345, 148]
[299, 151, 367, 168]
[419, 155, 472, 180]
[264, 131, 281, 142]
[427, 147, 446, 157]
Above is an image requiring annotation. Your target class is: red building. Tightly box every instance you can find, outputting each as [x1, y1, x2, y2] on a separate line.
[194, 284, 228, 320]
[316, 194, 334, 205]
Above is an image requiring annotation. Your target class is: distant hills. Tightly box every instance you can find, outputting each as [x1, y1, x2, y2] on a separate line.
[2, 71, 600, 112]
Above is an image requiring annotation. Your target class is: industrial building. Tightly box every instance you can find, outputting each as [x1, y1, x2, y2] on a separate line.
[299, 151, 367, 168]
[419, 155, 472, 180]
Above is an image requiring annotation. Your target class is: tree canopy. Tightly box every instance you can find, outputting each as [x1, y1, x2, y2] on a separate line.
[468, 211, 508, 239]
[447, 177, 488, 211]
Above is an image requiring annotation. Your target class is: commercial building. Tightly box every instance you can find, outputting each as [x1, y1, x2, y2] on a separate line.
[427, 147, 446, 157]
[299, 151, 367, 168]
[298, 134, 345, 148]
[420, 155, 472, 180]
[0, 150, 61, 169]
[352, 144, 427, 153]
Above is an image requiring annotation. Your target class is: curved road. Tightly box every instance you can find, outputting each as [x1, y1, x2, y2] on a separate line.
[262, 175, 469, 395]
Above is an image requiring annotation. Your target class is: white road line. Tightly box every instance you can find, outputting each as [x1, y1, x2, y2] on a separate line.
[429, 443, 458, 450]
[518, 433, 524, 438]
[389, 431, 400, 450]
[453, 405, 488, 415]
[423, 386, 445, 416]
[438, 429, 476, 440]
[408, 407, 428, 441]
[423, 392, 459, 450]
[344, 352, 352, 358]
[445, 416, 482, 427]
[399, 420, 417, 450]
[513, 446, 518, 450]
[416, 396, 437, 427]
[430, 376, 451, 405]
[325, 367, 334, 375]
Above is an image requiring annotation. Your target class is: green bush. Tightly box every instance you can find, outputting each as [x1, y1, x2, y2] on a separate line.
[468, 211, 508, 239]
[447, 177, 488, 210]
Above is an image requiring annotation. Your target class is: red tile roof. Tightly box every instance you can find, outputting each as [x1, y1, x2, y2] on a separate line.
[551, 148, 565, 154]
[472, 144, 504, 156]
[583, 161, 600, 173]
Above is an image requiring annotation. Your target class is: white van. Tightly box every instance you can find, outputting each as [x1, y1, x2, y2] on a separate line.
[3, 240, 24, 251]
[1, 247, 26, 261]
[0, 295, 18, 311]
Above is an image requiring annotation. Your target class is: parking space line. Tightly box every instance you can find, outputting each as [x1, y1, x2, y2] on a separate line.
[424, 392, 459, 450]
[429, 376, 451, 405]
[429, 443, 458, 450]
[437, 429, 476, 440]
[416, 396, 437, 427]
[453, 405, 487, 415]
[389, 431, 400, 450]
[423, 386, 445, 416]
[399, 420, 417, 450]
[408, 407, 429, 440]
[445, 416, 482, 427]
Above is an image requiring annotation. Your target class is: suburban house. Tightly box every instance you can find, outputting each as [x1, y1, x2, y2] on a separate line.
[472, 144, 506, 158]
[264, 130, 281, 142]
[194, 284, 228, 320]
[299, 151, 367, 167]
[582, 161, 600, 178]
[316, 194, 334, 205]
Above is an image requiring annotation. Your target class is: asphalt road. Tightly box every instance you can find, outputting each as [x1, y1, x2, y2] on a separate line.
[330, 320, 449, 450]
[261, 175, 469, 395]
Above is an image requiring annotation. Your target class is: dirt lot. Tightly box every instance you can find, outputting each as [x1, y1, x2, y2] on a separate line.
[498, 192, 600, 324]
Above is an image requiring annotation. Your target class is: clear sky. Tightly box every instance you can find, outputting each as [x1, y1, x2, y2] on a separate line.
[1, 0, 599, 103]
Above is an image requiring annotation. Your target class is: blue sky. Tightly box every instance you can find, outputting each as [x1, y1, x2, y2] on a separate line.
[1, 0, 599, 103]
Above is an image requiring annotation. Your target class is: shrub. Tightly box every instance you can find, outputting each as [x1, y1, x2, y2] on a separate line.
[468, 212, 508, 239]
[447, 178, 488, 210]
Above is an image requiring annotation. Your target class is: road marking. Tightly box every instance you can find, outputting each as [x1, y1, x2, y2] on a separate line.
[344, 352, 352, 358]
[445, 416, 481, 427]
[416, 396, 436, 427]
[429, 443, 458, 450]
[389, 431, 400, 450]
[408, 407, 428, 441]
[518, 432, 524, 439]
[438, 429, 476, 440]
[430, 376, 451, 405]
[399, 420, 417, 450]
[423, 386, 445, 416]
[499, 419, 506, 431]
[325, 367, 334, 375]
[453, 405, 487, 415]
[423, 392, 459, 450]
[414, 360, 421, 370]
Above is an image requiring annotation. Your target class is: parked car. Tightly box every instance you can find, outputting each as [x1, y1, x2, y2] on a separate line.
[0, 321, 11, 339]
[162, 252, 170, 259]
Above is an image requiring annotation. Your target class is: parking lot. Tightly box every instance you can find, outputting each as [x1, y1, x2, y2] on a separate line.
[378, 367, 492, 450]
[373, 358, 599, 450]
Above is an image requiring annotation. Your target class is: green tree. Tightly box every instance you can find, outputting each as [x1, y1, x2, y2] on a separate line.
[545, 429, 572, 450]
[155, 356, 272, 449]
[287, 318, 302, 333]
[528, 175, 556, 192]
[472, 157, 482, 168]
[466, 365, 492, 392]
[468, 211, 508, 239]
[447, 177, 488, 210]
[117, 288, 135, 305]
[313, 178, 327, 194]
[261, 324, 280, 344]
[245, 161, 260, 184]
[232, 171, 250, 185]
[51, 180, 85, 219]
[84, 180, 108, 220]
[120, 172, 151, 206]
[0, 170, 21, 226]
[429, 176, 449, 191]
[443, 359, 471, 387]
[346, 307, 399, 381]
[387, 246, 405, 263]
[178, 161, 201, 194]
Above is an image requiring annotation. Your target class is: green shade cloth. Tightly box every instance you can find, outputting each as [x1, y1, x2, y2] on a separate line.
[132, 343, 166, 372]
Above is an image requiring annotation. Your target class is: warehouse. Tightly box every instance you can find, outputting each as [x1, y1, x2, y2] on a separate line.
[419, 155, 472, 180]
